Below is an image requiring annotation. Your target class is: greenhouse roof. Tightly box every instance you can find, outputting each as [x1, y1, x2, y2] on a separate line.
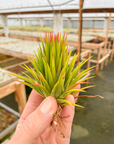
[0, 0, 114, 15]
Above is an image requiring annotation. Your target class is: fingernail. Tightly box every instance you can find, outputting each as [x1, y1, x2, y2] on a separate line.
[40, 97, 52, 113]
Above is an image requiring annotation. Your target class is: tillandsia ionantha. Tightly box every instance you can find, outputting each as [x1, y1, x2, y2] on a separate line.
[9, 33, 103, 137]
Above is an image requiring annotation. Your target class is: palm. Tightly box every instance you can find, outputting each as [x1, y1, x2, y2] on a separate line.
[36, 125, 68, 144]
[14, 88, 79, 144]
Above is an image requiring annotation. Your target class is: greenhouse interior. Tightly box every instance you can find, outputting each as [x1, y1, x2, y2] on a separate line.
[0, 0, 114, 143]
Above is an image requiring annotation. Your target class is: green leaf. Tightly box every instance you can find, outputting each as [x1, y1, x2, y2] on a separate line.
[40, 36, 46, 54]
[59, 89, 85, 99]
[81, 85, 95, 90]
[47, 64, 55, 88]
[8, 33, 97, 108]
[42, 58, 49, 83]
[70, 69, 93, 86]
[57, 52, 62, 78]
[59, 50, 72, 79]
[51, 54, 56, 82]
[16, 79, 44, 97]
[50, 81, 60, 97]
[65, 56, 93, 89]
[57, 99, 84, 108]
[78, 76, 96, 83]
[8, 72, 34, 84]
[33, 84, 50, 97]
[39, 75, 51, 92]
[65, 54, 78, 83]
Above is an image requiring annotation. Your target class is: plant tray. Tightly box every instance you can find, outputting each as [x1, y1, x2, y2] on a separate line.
[0, 55, 12, 61]
[7, 62, 33, 74]
[0, 37, 21, 44]
[0, 102, 20, 139]
[0, 58, 26, 68]
[0, 40, 41, 54]
[0, 69, 15, 87]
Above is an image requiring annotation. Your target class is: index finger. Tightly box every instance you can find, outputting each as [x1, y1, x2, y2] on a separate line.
[56, 95, 75, 144]
[60, 95, 75, 138]
[19, 90, 44, 124]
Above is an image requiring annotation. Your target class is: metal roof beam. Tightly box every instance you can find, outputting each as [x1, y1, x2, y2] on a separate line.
[1, 8, 114, 15]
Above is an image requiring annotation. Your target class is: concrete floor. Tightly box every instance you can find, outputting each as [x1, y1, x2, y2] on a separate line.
[1, 59, 114, 144]
[71, 59, 114, 144]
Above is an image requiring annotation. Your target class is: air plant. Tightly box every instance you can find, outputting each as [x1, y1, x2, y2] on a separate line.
[9, 33, 102, 137]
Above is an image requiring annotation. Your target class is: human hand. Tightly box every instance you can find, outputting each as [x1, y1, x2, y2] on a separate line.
[7, 85, 80, 144]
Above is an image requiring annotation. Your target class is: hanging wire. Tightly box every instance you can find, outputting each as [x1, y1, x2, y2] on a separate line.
[47, 0, 55, 12]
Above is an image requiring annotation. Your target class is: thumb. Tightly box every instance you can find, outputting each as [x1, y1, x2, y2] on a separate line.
[14, 96, 57, 143]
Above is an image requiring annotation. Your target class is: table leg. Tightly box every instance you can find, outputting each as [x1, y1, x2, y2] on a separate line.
[86, 51, 91, 69]
[105, 42, 110, 66]
[86, 51, 91, 86]
[95, 47, 101, 76]
[100, 42, 107, 71]
[15, 81, 26, 114]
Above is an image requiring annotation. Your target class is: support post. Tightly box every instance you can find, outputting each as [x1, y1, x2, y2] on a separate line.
[68, 18, 72, 28]
[103, 17, 109, 30]
[53, 13, 63, 34]
[77, 0, 83, 66]
[92, 20, 95, 29]
[40, 18, 43, 27]
[25, 20, 27, 26]
[20, 18, 23, 26]
[100, 13, 111, 70]
[1, 15, 9, 37]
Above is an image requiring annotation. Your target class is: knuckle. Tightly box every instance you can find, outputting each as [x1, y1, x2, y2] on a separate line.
[28, 99, 38, 108]
[16, 123, 21, 130]
[22, 115, 36, 135]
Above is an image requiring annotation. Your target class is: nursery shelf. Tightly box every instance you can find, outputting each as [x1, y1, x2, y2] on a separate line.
[0, 102, 20, 140]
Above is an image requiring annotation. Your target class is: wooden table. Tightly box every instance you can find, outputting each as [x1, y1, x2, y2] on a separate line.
[0, 37, 22, 44]
[0, 68, 26, 114]
[8, 30, 45, 42]
[69, 49, 91, 85]
[82, 31, 114, 61]
[4, 30, 112, 75]
[0, 40, 41, 59]
[0, 37, 92, 86]
[67, 35, 108, 75]
[0, 41, 92, 88]
[0, 36, 93, 86]
[0, 40, 92, 70]
[69, 48, 91, 68]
